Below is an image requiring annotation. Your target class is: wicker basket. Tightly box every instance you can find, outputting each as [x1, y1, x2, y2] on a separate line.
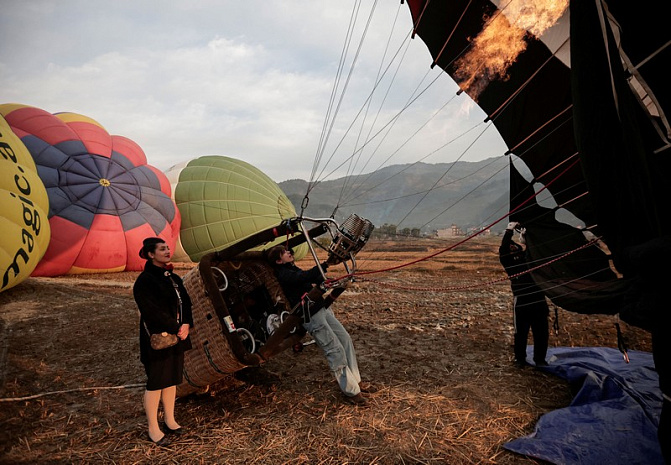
[177, 251, 302, 397]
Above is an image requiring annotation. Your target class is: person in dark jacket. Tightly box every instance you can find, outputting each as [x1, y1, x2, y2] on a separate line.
[133, 237, 194, 445]
[499, 222, 549, 367]
[267, 244, 368, 405]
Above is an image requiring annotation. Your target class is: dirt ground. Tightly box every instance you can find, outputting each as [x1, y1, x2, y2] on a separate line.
[0, 237, 653, 464]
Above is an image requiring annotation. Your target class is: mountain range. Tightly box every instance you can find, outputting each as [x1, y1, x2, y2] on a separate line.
[278, 157, 510, 234]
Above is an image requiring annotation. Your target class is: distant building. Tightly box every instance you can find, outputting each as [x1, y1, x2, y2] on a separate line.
[436, 224, 463, 237]
[467, 227, 491, 236]
[436, 225, 491, 237]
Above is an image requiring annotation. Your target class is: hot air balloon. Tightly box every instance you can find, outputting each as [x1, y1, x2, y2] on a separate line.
[165, 155, 307, 262]
[404, 1, 670, 462]
[0, 104, 180, 276]
[404, 1, 670, 318]
[0, 113, 51, 292]
[161, 155, 374, 395]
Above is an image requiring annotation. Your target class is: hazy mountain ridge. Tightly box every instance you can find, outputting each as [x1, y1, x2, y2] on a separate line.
[279, 157, 509, 233]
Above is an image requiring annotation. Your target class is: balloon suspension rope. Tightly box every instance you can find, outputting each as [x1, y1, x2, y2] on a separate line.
[325, 158, 580, 286]
[359, 237, 602, 292]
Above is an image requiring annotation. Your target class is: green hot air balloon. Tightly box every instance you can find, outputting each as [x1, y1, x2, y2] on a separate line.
[166, 155, 306, 262]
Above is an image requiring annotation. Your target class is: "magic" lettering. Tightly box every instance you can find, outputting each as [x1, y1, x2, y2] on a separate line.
[0, 134, 45, 289]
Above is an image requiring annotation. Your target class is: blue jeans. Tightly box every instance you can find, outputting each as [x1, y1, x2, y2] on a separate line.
[303, 307, 361, 396]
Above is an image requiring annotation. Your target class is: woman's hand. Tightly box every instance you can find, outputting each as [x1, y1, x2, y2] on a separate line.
[177, 324, 190, 340]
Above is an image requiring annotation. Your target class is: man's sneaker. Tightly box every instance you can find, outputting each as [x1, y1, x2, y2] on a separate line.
[344, 393, 367, 405]
[534, 360, 549, 367]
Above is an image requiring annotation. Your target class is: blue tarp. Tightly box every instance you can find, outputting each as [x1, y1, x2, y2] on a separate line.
[504, 347, 663, 465]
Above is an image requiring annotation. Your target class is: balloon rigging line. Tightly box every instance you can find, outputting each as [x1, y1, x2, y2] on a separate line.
[307, 65, 442, 193]
[326, 157, 578, 283]
[316, 0, 381, 185]
[310, 0, 376, 193]
[340, 21, 444, 189]
[429, 0, 515, 70]
[309, 0, 362, 188]
[309, 2, 468, 195]
[504, 106, 573, 155]
[336, 44, 427, 209]
[359, 240, 607, 294]
[345, 154, 505, 207]
[309, 25, 434, 191]
[308, 0, 527, 215]
[418, 155, 509, 230]
[339, 98, 477, 207]
[336, 77, 457, 206]
[311, 0, 419, 197]
[311, 5, 575, 221]
[396, 121, 497, 227]
[486, 38, 571, 123]
[430, 0, 474, 66]
[337, 2, 407, 209]
[410, 0, 432, 39]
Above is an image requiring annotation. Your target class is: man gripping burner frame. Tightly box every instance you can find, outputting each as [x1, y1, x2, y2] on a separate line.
[499, 222, 549, 368]
[267, 244, 369, 405]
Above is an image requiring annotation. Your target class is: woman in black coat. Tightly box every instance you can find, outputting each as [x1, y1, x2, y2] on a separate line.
[133, 237, 193, 445]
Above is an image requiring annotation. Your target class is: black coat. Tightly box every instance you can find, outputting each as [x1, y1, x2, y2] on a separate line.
[499, 229, 544, 304]
[274, 262, 324, 307]
[133, 261, 193, 365]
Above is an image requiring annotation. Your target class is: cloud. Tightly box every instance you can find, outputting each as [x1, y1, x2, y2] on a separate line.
[0, 1, 506, 182]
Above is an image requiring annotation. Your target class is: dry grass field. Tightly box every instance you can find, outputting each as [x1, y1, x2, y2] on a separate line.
[0, 237, 652, 464]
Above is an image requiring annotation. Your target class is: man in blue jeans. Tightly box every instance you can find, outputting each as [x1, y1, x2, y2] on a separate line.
[268, 244, 368, 405]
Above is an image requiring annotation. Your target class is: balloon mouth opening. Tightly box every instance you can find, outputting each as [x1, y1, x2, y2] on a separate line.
[99, 178, 111, 187]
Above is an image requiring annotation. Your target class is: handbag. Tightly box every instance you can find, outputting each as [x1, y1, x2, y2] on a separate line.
[144, 274, 184, 350]
[150, 331, 179, 350]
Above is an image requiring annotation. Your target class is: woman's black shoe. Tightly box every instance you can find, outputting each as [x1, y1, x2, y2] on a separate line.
[148, 433, 170, 446]
[163, 425, 185, 435]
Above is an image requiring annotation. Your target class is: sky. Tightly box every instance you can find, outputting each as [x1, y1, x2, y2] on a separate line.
[0, 0, 507, 183]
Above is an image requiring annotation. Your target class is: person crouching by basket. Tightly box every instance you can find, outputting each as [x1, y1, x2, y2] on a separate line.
[133, 237, 193, 445]
[268, 244, 369, 406]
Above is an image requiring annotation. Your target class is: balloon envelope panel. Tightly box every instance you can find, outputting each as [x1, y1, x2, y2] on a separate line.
[0, 104, 180, 275]
[0, 113, 51, 292]
[167, 155, 306, 262]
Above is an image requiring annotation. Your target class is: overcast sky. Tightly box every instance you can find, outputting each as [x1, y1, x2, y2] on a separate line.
[1, 1, 507, 183]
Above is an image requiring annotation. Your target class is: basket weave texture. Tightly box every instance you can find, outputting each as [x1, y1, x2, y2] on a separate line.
[177, 265, 248, 396]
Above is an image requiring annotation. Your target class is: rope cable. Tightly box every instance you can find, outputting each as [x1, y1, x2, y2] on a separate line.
[396, 121, 497, 227]
[336, 2, 405, 211]
[308, 1, 383, 194]
[341, 97, 476, 206]
[0, 383, 145, 403]
[309, 1, 360, 187]
[327, 156, 579, 282]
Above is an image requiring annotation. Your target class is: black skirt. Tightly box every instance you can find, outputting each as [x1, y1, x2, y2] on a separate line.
[143, 343, 185, 391]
